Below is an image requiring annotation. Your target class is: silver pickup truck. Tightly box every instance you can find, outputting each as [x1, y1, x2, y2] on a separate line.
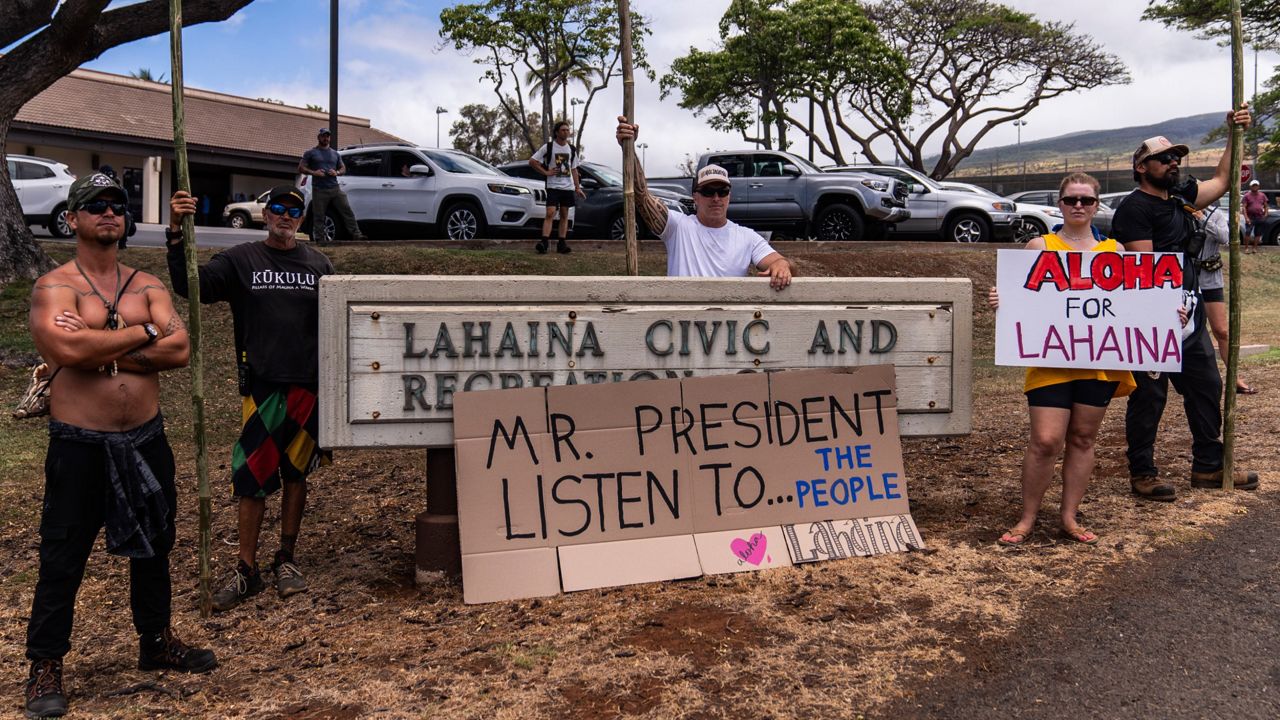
[648, 150, 909, 240]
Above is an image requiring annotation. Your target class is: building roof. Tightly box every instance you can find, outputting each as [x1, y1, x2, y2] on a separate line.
[16, 68, 407, 160]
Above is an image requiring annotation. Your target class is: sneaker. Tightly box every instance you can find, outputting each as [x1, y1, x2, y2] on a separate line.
[210, 563, 264, 612]
[556, 239, 572, 254]
[1190, 469, 1260, 490]
[24, 659, 66, 719]
[1131, 475, 1176, 502]
[535, 239, 549, 254]
[138, 628, 217, 673]
[273, 560, 309, 598]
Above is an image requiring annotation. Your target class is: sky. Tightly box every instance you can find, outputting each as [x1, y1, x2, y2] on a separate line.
[76, 0, 1274, 175]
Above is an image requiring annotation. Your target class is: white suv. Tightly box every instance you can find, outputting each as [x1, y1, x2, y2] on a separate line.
[9, 155, 76, 238]
[302, 144, 547, 241]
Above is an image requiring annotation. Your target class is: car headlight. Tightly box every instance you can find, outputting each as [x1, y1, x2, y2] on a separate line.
[990, 201, 1015, 212]
[860, 179, 890, 192]
[487, 183, 531, 196]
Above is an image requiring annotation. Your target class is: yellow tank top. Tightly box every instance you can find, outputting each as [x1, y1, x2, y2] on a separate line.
[1021, 234, 1137, 397]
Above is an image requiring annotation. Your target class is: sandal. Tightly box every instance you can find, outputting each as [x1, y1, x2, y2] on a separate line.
[997, 529, 1031, 546]
[1237, 384, 1259, 395]
[1060, 526, 1098, 545]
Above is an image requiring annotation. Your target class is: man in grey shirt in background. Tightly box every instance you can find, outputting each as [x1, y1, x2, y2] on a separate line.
[298, 127, 365, 242]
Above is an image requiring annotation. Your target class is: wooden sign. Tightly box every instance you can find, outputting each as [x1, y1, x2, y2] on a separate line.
[318, 276, 973, 448]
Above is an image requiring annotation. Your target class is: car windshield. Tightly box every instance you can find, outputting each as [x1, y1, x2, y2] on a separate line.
[421, 150, 503, 176]
[786, 155, 822, 174]
[585, 163, 623, 187]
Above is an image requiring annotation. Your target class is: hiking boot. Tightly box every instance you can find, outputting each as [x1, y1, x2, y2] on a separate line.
[273, 560, 309, 598]
[1130, 475, 1176, 502]
[138, 628, 217, 673]
[24, 658, 66, 719]
[1190, 469, 1260, 491]
[210, 563, 264, 612]
[535, 239, 549, 254]
[556, 239, 572, 254]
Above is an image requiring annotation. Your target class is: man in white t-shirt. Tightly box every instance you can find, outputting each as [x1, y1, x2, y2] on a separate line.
[529, 121, 585, 255]
[614, 116, 793, 289]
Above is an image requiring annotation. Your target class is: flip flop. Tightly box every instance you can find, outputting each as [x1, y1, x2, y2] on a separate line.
[1237, 384, 1260, 395]
[997, 529, 1030, 546]
[1060, 527, 1099, 545]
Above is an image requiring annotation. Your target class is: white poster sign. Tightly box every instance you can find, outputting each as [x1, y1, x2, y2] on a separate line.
[994, 249, 1185, 373]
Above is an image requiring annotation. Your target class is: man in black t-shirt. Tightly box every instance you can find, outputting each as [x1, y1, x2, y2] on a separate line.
[299, 128, 365, 242]
[1110, 106, 1258, 501]
[166, 185, 335, 612]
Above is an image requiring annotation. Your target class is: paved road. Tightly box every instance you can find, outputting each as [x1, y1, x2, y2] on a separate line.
[31, 223, 260, 249]
[885, 491, 1280, 719]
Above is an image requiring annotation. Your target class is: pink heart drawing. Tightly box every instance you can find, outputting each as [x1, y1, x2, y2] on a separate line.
[731, 533, 769, 566]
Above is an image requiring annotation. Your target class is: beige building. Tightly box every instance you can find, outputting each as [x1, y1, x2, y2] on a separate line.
[7, 67, 404, 225]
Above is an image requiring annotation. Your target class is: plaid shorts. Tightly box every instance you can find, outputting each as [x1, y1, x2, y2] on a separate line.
[230, 383, 331, 498]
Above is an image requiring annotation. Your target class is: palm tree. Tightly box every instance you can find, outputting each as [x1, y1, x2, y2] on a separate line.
[524, 46, 604, 127]
[130, 67, 168, 83]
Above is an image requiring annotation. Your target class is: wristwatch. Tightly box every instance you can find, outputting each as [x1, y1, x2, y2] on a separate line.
[142, 323, 159, 345]
[164, 227, 183, 243]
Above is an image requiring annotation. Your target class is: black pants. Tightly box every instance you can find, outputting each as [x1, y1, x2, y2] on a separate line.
[1125, 327, 1223, 476]
[26, 432, 177, 661]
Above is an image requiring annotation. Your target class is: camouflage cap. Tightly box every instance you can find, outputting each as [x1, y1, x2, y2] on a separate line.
[67, 172, 128, 211]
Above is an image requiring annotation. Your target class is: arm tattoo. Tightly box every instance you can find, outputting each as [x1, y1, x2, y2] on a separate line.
[164, 313, 186, 336]
[33, 283, 91, 296]
[127, 349, 156, 371]
[631, 161, 669, 235]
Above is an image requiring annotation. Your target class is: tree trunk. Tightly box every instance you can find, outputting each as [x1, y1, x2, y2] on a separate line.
[0, 119, 56, 286]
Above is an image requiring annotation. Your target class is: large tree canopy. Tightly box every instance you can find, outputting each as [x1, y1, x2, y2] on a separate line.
[663, 0, 1130, 179]
[0, 0, 254, 285]
[1143, 0, 1280, 48]
[439, 0, 651, 154]
[449, 101, 544, 164]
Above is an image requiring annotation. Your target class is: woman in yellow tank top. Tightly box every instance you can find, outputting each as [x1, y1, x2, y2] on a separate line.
[989, 173, 1146, 546]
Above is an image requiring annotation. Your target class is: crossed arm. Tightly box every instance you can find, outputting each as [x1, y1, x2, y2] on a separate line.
[31, 275, 190, 373]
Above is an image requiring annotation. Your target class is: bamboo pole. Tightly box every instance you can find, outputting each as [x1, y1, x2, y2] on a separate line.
[170, 0, 213, 616]
[1223, 0, 1244, 490]
[618, 0, 638, 276]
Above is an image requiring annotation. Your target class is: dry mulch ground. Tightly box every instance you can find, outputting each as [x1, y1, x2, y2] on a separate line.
[0, 242, 1276, 719]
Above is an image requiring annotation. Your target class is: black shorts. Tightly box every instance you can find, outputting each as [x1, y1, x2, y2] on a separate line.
[1201, 287, 1225, 303]
[546, 188, 577, 209]
[1026, 379, 1120, 409]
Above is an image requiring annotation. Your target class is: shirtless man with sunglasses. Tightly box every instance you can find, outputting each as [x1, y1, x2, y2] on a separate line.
[615, 116, 794, 289]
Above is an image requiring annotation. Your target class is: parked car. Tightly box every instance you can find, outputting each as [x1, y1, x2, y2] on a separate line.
[646, 150, 910, 240]
[499, 160, 691, 239]
[939, 181, 1054, 243]
[222, 189, 270, 229]
[9, 154, 75, 238]
[830, 165, 1018, 243]
[300, 143, 548, 241]
[1007, 189, 1114, 236]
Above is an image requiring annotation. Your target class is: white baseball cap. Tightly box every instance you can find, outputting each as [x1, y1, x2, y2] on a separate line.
[695, 164, 732, 190]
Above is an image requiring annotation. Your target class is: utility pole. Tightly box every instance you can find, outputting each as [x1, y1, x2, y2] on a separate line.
[329, 0, 338, 148]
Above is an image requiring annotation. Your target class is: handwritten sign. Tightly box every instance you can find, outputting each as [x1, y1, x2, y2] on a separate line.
[453, 366, 924, 603]
[994, 249, 1185, 372]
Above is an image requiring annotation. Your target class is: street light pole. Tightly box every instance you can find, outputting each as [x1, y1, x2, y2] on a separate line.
[329, 0, 338, 148]
[435, 106, 448, 148]
[570, 97, 584, 132]
[1013, 119, 1028, 191]
[638, 142, 648, 166]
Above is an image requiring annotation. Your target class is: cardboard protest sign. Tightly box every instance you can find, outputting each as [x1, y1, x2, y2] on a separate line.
[454, 366, 922, 603]
[994, 249, 1185, 372]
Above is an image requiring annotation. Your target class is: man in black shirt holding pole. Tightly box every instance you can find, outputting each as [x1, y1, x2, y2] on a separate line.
[166, 185, 334, 612]
[1110, 105, 1258, 501]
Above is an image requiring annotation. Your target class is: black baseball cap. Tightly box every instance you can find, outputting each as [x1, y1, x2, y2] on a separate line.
[317, 127, 331, 136]
[67, 173, 128, 211]
[264, 185, 306, 208]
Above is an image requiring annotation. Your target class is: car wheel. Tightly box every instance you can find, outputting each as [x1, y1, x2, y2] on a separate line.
[814, 203, 865, 241]
[227, 211, 250, 229]
[442, 202, 485, 241]
[609, 213, 627, 241]
[947, 213, 991, 243]
[48, 205, 72, 238]
[1267, 225, 1280, 246]
[1015, 217, 1046, 244]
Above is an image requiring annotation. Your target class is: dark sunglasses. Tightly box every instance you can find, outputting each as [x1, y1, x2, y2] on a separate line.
[1059, 195, 1099, 207]
[266, 203, 304, 218]
[1146, 151, 1180, 166]
[80, 200, 127, 216]
[696, 186, 731, 198]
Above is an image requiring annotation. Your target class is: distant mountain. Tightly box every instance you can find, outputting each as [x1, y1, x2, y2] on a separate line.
[944, 113, 1227, 175]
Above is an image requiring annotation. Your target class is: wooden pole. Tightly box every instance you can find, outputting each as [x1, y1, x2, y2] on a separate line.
[170, 0, 213, 616]
[1223, 0, 1244, 490]
[618, 0, 638, 276]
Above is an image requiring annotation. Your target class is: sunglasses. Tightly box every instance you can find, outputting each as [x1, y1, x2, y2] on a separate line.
[266, 203, 304, 218]
[696, 186, 731, 198]
[81, 200, 127, 216]
[1059, 196, 1099, 207]
[1146, 151, 1180, 166]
